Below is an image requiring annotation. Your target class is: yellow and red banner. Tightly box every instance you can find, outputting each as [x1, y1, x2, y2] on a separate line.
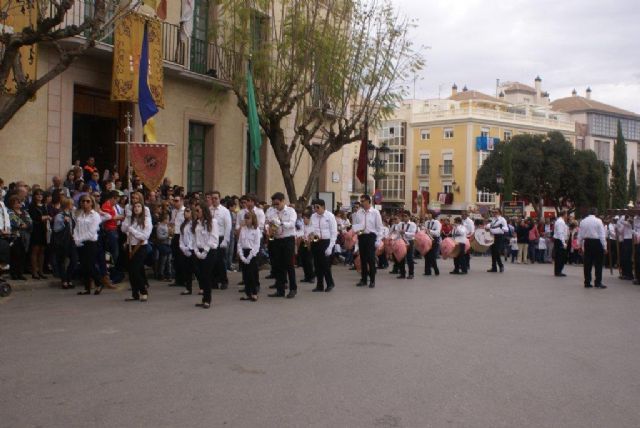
[130, 143, 168, 191]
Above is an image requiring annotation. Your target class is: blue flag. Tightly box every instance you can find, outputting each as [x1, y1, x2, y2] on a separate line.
[139, 23, 159, 142]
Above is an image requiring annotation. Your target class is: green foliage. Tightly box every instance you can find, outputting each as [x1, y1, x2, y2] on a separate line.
[629, 161, 637, 204]
[610, 120, 628, 208]
[502, 144, 513, 202]
[476, 132, 609, 215]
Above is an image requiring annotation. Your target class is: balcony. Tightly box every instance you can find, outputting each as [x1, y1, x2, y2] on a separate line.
[477, 191, 497, 204]
[53, 1, 239, 84]
[416, 165, 430, 178]
[439, 164, 453, 177]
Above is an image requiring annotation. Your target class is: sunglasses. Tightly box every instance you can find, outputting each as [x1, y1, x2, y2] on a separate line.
[81, 200, 91, 204]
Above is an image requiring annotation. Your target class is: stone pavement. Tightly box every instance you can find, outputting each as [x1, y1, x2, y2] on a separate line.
[1, 260, 640, 428]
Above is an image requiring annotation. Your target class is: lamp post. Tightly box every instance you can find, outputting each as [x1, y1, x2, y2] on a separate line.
[365, 140, 391, 197]
[496, 172, 504, 209]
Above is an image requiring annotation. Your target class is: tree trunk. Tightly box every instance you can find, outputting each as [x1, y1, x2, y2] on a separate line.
[301, 152, 329, 205]
[268, 127, 298, 203]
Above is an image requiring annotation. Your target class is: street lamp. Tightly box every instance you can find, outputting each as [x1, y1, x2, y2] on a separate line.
[364, 140, 391, 196]
[496, 173, 504, 208]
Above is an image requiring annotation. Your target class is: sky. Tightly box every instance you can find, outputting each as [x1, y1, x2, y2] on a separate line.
[391, 0, 640, 112]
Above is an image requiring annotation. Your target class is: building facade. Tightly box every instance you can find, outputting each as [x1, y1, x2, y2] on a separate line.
[0, 1, 346, 206]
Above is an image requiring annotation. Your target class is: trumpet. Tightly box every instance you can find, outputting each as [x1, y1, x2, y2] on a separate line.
[267, 220, 280, 241]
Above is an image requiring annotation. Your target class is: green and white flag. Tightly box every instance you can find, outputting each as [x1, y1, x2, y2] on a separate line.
[246, 62, 262, 170]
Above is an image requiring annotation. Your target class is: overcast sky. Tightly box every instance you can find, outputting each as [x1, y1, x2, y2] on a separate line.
[392, 0, 640, 112]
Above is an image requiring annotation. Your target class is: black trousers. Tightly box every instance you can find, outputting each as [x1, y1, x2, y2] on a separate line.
[583, 239, 604, 286]
[605, 239, 618, 268]
[78, 240, 102, 292]
[241, 248, 259, 296]
[424, 239, 440, 275]
[634, 243, 640, 281]
[171, 234, 184, 286]
[298, 242, 315, 280]
[129, 244, 148, 298]
[312, 239, 334, 290]
[454, 243, 467, 273]
[358, 233, 376, 283]
[213, 236, 228, 286]
[182, 251, 194, 292]
[196, 250, 216, 304]
[490, 235, 504, 270]
[273, 237, 296, 293]
[620, 239, 632, 278]
[399, 240, 414, 276]
[9, 238, 26, 278]
[553, 239, 566, 275]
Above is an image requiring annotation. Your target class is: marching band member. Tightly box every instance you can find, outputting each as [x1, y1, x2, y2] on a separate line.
[377, 219, 390, 269]
[178, 206, 194, 295]
[310, 199, 337, 292]
[461, 210, 475, 271]
[617, 213, 634, 280]
[553, 211, 569, 277]
[121, 201, 153, 302]
[236, 193, 266, 231]
[451, 217, 468, 275]
[634, 213, 640, 284]
[208, 191, 232, 290]
[487, 208, 508, 273]
[398, 211, 417, 279]
[73, 195, 107, 295]
[192, 202, 219, 309]
[605, 216, 618, 269]
[423, 213, 441, 276]
[577, 208, 607, 289]
[170, 195, 186, 289]
[265, 192, 298, 298]
[237, 211, 262, 301]
[297, 210, 316, 283]
[351, 194, 383, 288]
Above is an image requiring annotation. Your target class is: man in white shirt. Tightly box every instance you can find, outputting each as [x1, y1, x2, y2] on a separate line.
[577, 208, 607, 288]
[605, 216, 618, 271]
[208, 191, 233, 289]
[265, 192, 298, 298]
[169, 195, 186, 288]
[310, 199, 337, 292]
[423, 213, 441, 276]
[553, 211, 569, 277]
[398, 211, 417, 279]
[351, 194, 383, 288]
[633, 214, 640, 284]
[461, 210, 475, 271]
[487, 208, 508, 273]
[617, 214, 634, 280]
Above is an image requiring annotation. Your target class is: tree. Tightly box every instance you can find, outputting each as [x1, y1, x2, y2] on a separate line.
[502, 142, 513, 202]
[0, 0, 128, 129]
[629, 160, 637, 205]
[610, 120, 628, 208]
[220, 0, 423, 203]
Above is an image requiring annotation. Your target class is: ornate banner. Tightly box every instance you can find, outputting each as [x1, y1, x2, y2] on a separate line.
[111, 13, 164, 107]
[130, 143, 168, 191]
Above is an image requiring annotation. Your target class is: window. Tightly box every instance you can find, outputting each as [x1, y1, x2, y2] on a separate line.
[418, 156, 430, 175]
[594, 140, 610, 164]
[419, 182, 429, 192]
[577, 137, 585, 151]
[477, 191, 496, 204]
[443, 184, 452, 194]
[480, 127, 489, 138]
[478, 150, 490, 168]
[503, 130, 512, 141]
[190, 0, 210, 74]
[420, 128, 430, 140]
[444, 127, 454, 139]
[385, 149, 405, 173]
[379, 121, 406, 146]
[590, 114, 640, 140]
[379, 175, 405, 201]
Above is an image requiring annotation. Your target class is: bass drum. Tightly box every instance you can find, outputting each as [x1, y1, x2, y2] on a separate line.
[471, 229, 495, 253]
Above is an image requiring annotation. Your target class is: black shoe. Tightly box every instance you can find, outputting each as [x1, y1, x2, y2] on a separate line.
[312, 287, 324, 292]
[237, 280, 244, 285]
[268, 292, 285, 298]
[16, 275, 27, 281]
[407, 275, 414, 279]
[461, 271, 468, 275]
[325, 286, 334, 292]
[369, 282, 375, 288]
[265, 274, 275, 279]
[584, 284, 593, 288]
[555, 273, 567, 277]
[167, 283, 178, 287]
[434, 270, 440, 276]
[356, 280, 367, 287]
[499, 266, 504, 273]
[77, 290, 91, 295]
[487, 269, 497, 273]
[390, 270, 398, 274]
[286, 290, 297, 299]
[424, 272, 431, 276]
[595, 284, 607, 289]
[94, 285, 104, 295]
[449, 271, 460, 275]
[195, 302, 204, 307]
[212, 284, 220, 290]
[397, 275, 406, 279]
[38, 273, 47, 280]
[269, 284, 277, 289]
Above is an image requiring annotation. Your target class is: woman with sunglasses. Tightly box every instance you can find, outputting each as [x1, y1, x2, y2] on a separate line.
[178, 206, 194, 295]
[73, 196, 105, 295]
[122, 201, 153, 302]
[191, 202, 219, 309]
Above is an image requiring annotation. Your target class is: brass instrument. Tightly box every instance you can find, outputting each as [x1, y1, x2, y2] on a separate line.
[267, 220, 280, 241]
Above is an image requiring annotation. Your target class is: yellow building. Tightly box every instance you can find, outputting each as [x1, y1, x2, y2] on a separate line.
[0, 1, 346, 206]
[360, 79, 577, 213]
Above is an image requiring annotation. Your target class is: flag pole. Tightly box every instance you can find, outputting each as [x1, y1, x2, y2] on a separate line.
[124, 111, 133, 197]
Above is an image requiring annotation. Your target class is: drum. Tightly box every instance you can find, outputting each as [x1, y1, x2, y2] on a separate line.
[375, 240, 385, 256]
[392, 238, 407, 261]
[384, 237, 393, 260]
[471, 229, 494, 253]
[414, 231, 432, 256]
[440, 237, 456, 259]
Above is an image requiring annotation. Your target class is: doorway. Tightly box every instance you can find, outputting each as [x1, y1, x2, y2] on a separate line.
[188, 122, 206, 193]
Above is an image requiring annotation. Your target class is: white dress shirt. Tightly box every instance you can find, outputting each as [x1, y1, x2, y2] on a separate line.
[73, 210, 102, 246]
[311, 210, 338, 252]
[617, 217, 633, 240]
[336, 217, 351, 232]
[577, 215, 606, 249]
[462, 217, 475, 236]
[351, 207, 383, 239]
[424, 219, 442, 239]
[553, 217, 568, 241]
[0, 201, 10, 234]
[179, 222, 193, 257]
[488, 216, 508, 235]
[393, 221, 417, 241]
[171, 206, 185, 236]
[236, 207, 266, 231]
[265, 205, 297, 238]
[606, 223, 617, 240]
[453, 224, 467, 244]
[121, 214, 153, 246]
[633, 216, 640, 240]
[192, 220, 220, 259]
[237, 227, 262, 263]
[210, 204, 232, 247]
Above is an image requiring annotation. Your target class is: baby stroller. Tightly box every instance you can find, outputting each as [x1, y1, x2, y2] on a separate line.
[0, 234, 15, 297]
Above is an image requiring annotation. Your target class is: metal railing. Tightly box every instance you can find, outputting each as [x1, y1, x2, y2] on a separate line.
[477, 191, 497, 204]
[439, 164, 453, 177]
[416, 165, 430, 177]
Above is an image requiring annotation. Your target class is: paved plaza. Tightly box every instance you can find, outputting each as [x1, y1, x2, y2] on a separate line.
[2, 261, 640, 428]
